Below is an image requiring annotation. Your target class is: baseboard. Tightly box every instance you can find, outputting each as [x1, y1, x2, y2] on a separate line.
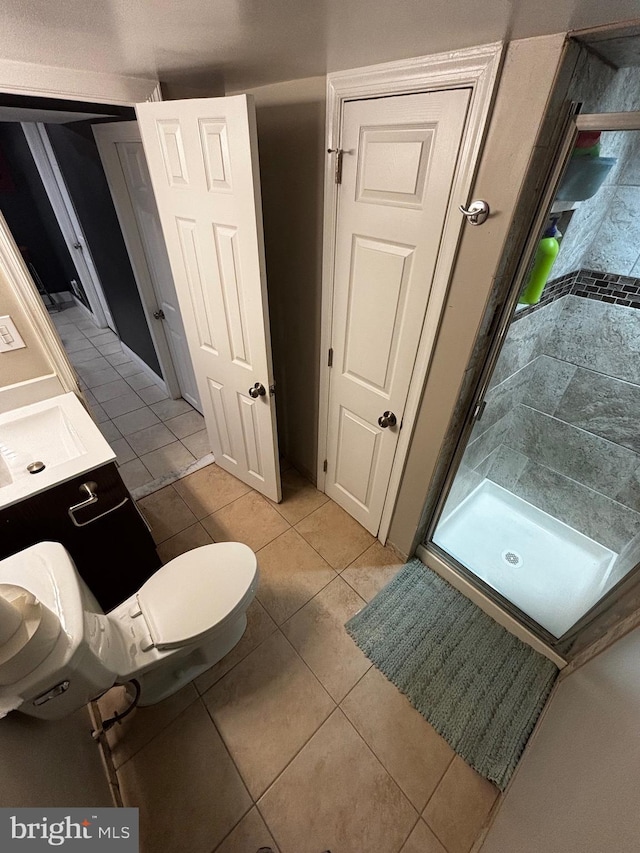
[70, 295, 106, 327]
[121, 342, 168, 395]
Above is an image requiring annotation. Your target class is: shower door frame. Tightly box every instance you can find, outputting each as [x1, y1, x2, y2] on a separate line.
[417, 108, 640, 659]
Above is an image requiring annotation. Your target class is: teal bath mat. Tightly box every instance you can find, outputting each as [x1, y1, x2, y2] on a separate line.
[346, 558, 558, 789]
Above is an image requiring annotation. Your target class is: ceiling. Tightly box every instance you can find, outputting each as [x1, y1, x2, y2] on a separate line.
[1, 0, 640, 92]
[0, 106, 107, 124]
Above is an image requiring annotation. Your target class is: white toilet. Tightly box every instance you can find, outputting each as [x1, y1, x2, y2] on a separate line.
[0, 540, 258, 720]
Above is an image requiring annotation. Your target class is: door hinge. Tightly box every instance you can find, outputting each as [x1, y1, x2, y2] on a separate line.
[327, 148, 344, 184]
[328, 347, 333, 367]
[323, 459, 328, 473]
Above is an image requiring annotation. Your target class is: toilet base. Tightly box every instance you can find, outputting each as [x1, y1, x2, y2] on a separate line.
[135, 611, 248, 706]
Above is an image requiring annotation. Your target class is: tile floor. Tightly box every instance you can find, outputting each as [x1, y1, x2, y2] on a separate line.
[50, 306, 209, 492]
[98, 461, 500, 853]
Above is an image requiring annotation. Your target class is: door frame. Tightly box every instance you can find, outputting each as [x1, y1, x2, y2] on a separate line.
[418, 108, 640, 663]
[21, 121, 116, 330]
[0, 62, 161, 401]
[91, 121, 183, 401]
[317, 43, 504, 543]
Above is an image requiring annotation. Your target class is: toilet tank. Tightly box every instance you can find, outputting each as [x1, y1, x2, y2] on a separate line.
[0, 543, 122, 720]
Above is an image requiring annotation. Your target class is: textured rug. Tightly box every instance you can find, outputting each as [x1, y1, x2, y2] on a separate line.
[346, 558, 558, 789]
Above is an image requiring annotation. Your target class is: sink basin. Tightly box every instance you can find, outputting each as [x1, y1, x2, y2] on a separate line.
[0, 393, 116, 510]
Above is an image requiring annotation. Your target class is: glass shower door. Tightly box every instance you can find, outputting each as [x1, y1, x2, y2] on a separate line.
[428, 127, 640, 642]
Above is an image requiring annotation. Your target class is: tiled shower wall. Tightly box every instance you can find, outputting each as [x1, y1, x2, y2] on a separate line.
[442, 295, 640, 579]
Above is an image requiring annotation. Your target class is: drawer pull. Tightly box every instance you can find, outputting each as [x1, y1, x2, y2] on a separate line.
[68, 481, 129, 528]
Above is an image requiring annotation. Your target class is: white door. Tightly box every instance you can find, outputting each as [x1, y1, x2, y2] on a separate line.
[93, 121, 201, 411]
[22, 123, 116, 331]
[136, 95, 281, 501]
[326, 89, 470, 533]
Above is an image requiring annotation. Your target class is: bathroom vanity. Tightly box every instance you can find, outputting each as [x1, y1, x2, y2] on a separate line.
[0, 393, 159, 610]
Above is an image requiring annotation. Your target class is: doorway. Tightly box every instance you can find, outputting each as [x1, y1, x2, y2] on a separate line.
[423, 110, 640, 653]
[0, 96, 209, 491]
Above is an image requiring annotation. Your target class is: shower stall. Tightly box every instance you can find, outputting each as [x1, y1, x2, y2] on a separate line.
[422, 94, 640, 651]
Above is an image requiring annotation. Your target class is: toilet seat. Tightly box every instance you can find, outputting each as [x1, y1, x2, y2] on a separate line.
[136, 542, 258, 650]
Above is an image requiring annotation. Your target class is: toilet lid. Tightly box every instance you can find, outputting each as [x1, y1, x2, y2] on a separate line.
[137, 543, 258, 650]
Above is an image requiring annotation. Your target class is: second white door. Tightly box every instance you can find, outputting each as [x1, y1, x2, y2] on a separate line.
[325, 88, 471, 533]
[93, 121, 201, 410]
[136, 95, 281, 501]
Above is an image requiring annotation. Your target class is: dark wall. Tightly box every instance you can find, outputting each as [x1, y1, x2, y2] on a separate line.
[45, 121, 161, 375]
[0, 123, 78, 295]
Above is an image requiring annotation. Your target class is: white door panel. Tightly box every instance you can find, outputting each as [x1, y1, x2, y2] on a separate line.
[327, 89, 470, 532]
[92, 121, 200, 410]
[116, 139, 201, 409]
[136, 96, 281, 501]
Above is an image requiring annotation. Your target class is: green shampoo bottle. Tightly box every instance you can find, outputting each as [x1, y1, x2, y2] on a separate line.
[520, 221, 561, 305]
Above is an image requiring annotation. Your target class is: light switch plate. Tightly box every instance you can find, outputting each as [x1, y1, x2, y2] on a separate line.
[0, 316, 26, 352]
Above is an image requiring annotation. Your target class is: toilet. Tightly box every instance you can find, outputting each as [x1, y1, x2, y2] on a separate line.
[0, 540, 258, 720]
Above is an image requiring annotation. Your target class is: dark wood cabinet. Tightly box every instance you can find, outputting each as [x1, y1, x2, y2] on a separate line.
[0, 463, 160, 611]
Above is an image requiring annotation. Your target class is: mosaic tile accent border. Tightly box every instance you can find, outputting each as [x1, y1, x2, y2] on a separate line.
[514, 268, 640, 321]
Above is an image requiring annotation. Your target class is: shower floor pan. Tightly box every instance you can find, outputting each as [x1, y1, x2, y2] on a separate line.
[433, 479, 617, 638]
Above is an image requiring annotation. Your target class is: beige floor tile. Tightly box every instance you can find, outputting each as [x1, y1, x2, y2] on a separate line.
[400, 819, 447, 853]
[101, 391, 146, 419]
[107, 351, 132, 366]
[118, 459, 154, 490]
[150, 397, 194, 421]
[127, 423, 176, 455]
[118, 701, 251, 853]
[341, 667, 455, 811]
[88, 401, 108, 423]
[110, 436, 136, 465]
[174, 463, 252, 518]
[83, 366, 121, 387]
[258, 709, 417, 853]
[98, 682, 199, 769]
[203, 631, 334, 798]
[126, 372, 156, 390]
[137, 384, 170, 405]
[156, 521, 214, 563]
[116, 360, 142, 378]
[98, 420, 121, 442]
[92, 378, 134, 402]
[202, 491, 289, 552]
[269, 467, 329, 525]
[214, 808, 279, 853]
[423, 756, 499, 853]
[97, 340, 124, 356]
[140, 440, 196, 479]
[282, 576, 370, 702]
[181, 429, 211, 459]
[137, 485, 197, 543]
[166, 409, 206, 438]
[69, 346, 101, 364]
[342, 541, 405, 601]
[195, 599, 277, 694]
[255, 528, 336, 625]
[295, 500, 374, 571]
[112, 407, 160, 436]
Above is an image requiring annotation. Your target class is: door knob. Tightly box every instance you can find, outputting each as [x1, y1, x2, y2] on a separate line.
[153, 309, 166, 320]
[458, 199, 490, 226]
[378, 411, 397, 428]
[249, 382, 266, 398]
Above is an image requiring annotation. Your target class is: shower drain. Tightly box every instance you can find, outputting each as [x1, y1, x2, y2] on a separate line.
[502, 550, 523, 568]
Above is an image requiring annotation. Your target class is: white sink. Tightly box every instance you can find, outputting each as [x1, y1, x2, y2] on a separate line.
[0, 393, 116, 510]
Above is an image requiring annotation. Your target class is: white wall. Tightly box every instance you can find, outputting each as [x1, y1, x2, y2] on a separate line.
[480, 627, 640, 853]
